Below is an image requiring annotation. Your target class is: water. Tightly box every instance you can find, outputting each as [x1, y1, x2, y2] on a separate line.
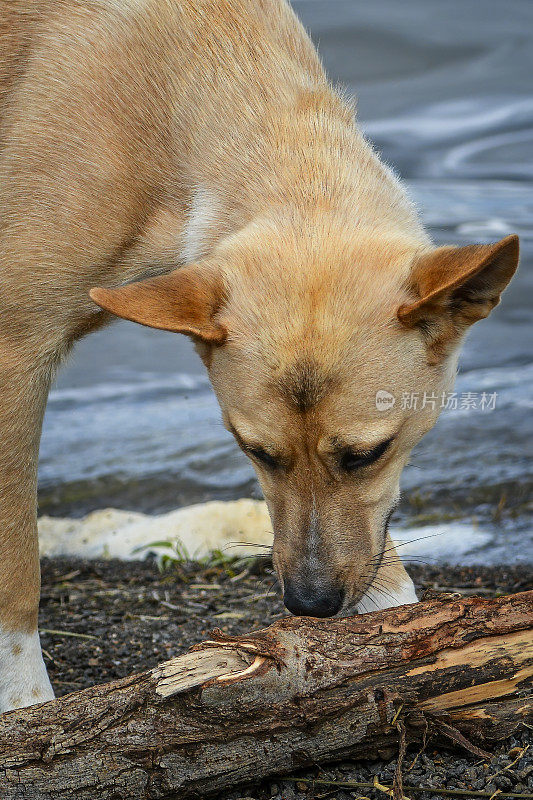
[39, 0, 532, 564]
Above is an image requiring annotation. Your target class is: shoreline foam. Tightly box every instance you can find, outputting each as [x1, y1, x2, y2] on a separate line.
[38, 498, 495, 564]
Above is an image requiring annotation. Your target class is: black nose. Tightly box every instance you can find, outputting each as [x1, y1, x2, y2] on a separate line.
[283, 581, 344, 618]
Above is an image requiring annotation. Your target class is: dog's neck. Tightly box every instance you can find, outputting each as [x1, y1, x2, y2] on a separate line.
[179, 90, 429, 265]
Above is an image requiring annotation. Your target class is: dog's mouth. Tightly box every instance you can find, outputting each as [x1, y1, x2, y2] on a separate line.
[339, 505, 397, 615]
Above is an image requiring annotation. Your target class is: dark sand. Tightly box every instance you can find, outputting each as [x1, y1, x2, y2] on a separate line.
[39, 558, 532, 800]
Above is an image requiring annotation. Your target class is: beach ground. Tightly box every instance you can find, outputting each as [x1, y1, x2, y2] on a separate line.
[40, 557, 532, 800]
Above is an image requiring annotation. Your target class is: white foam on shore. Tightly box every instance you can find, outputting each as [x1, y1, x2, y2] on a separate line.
[38, 500, 493, 563]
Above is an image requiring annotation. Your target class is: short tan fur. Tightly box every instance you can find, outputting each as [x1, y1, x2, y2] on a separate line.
[0, 0, 519, 710]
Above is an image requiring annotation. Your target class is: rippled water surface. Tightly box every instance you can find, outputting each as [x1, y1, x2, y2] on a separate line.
[39, 0, 532, 563]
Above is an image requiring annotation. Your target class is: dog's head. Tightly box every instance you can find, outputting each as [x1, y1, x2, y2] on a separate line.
[91, 220, 519, 616]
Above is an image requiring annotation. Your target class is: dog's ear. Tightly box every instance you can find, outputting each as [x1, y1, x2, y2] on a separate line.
[90, 264, 227, 344]
[397, 235, 519, 355]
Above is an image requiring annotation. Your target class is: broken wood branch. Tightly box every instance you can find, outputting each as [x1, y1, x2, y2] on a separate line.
[1, 591, 531, 799]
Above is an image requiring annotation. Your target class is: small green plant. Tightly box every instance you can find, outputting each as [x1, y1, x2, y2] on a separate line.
[131, 538, 268, 577]
[131, 538, 192, 571]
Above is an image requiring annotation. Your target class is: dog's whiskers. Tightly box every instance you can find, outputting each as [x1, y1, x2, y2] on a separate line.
[377, 555, 433, 566]
[223, 543, 273, 552]
[382, 531, 445, 554]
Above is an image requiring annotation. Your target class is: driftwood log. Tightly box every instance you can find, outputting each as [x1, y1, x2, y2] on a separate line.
[1, 591, 531, 799]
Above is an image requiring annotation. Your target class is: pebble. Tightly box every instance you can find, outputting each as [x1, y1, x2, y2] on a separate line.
[494, 774, 513, 790]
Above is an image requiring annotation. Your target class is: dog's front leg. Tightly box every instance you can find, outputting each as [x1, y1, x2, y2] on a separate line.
[0, 343, 56, 713]
[356, 532, 418, 614]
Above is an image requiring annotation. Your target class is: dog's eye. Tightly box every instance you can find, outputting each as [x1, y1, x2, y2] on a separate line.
[229, 424, 281, 470]
[339, 438, 393, 472]
[248, 446, 279, 470]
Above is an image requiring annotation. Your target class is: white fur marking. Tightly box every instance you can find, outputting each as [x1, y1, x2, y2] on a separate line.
[181, 186, 221, 263]
[356, 575, 418, 614]
[0, 628, 54, 713]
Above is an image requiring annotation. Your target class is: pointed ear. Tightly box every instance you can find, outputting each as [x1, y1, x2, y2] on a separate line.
[90, 264, 227, 344]
[397, 235, 519, 353]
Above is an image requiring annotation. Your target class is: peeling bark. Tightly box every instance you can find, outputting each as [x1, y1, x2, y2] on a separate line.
[1, 592, 531, 799]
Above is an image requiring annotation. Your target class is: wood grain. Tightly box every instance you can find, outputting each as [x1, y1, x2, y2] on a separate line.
[1, 592, 531, 799]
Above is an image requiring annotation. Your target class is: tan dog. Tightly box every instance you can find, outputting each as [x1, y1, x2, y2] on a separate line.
[0, 0, 519, 712]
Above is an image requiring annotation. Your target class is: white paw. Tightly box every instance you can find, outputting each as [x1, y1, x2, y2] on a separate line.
[357, 575, 418, 614]
[0, 628, 55, 713]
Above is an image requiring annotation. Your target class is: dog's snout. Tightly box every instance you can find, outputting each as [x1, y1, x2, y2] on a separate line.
[283, 580, 344, 618]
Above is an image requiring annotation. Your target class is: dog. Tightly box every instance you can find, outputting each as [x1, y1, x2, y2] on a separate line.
[0, 0, 519, 713]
